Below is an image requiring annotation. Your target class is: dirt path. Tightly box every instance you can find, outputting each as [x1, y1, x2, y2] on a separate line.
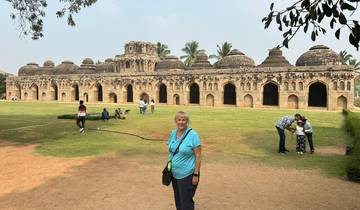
[0, 144, 359, 210]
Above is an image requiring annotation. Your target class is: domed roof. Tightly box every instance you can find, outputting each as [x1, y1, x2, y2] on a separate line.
[18, 63, 39, 76]
[155, 55, 186, 70]
[296, 45, 342, 66]
[54, 61, 79, 74]
[82, 58, 94, 65]
[191, 52, 213, 69]
[215, 49, 255, 68]
[258, 48, 293, 67]
[95, 58, 115, 73]
[43, 60, 55, 67]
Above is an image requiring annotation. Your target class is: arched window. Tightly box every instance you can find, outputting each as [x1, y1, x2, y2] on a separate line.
[159, 84, 167, 103]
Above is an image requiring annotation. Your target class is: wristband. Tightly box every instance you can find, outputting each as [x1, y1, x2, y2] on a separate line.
[193, 173, 199, 177]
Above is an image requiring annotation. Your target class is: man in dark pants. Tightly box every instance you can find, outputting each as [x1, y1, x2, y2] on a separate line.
[275, 114, 301, 154]
[76, 100, 86, 133]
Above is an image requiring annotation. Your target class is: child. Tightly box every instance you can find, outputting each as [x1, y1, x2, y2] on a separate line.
[295, 120, 306, 155]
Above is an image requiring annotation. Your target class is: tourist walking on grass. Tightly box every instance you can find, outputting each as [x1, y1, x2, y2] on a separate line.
[143, 100, 148, 114]
[302, 116, 314, 154]
[150, 99, 155, 114]
[168, 111, 201, 210]
[139, 99, 144, 114]
[275, 114, 301, 154]
[76, 100, 87, 133]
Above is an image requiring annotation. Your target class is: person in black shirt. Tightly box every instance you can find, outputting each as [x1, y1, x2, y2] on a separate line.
[77, 100, 87, 133]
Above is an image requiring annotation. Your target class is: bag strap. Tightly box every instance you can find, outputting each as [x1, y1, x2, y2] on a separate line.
[170, 128, 192, 160]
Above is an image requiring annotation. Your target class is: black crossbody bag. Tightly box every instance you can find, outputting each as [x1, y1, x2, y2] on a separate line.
[162, 128, 192, 186]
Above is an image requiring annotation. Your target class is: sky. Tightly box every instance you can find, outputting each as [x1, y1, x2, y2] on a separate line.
[1, 0, 360, 75]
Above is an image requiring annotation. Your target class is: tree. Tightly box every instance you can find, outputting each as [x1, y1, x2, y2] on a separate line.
[263, 1, 360, 50]
[339, 50, 360, 70]
[339, 50, 353, 64]
[180, 41, 205, 67]
[6, 0, 97, 40]
[209, 42, 232, 61]
[156, 42, 171, 60]
[0, 74, 6, 98]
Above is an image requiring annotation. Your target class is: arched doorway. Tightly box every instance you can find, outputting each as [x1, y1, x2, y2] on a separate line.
[109, 92, 117, 103]
[72, 84, 80, 101]
[95, 84, 103, 102]
[15, 84, 21, 100]
[41, 92, 46, 101]
[24, 92, 28, 100]
[159, 83, 167, 103]
[263, 82, 279, 106]
[189, 83, 200, 104]
[140, 92, 149, 104]
[173, 94, 180, 105]
[61, 92, 66, 101]
[244, 94, 253, 108]
[223, 83, 236, 105]
[337, 96, 347, 110]
[125, 84, 133, 102]
[308, 82, 327, 107]
[288, 95, 299, 109]
[51, 84, 58, 101]
[30, 84, 39, 100]
[206, 94, 214, 106]
[83, 93, 89, 102]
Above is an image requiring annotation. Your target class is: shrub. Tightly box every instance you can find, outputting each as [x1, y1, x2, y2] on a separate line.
[354, 98, 360, 108]
[345, 111, 360, 182]
[57, 113, 114, 120]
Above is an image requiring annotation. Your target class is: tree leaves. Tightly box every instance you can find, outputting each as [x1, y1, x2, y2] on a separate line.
[6, 0, 98, 40]
[264, 0, 360, 50]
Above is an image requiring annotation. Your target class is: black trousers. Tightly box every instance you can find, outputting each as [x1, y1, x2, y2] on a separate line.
[276, 126, 286, 152]
[306, 132, 314, 151]
[76, 116, 85, 129]
[172, 175, 198, 210]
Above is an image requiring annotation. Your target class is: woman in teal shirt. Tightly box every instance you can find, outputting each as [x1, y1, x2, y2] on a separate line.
[168, 111, 202, 210]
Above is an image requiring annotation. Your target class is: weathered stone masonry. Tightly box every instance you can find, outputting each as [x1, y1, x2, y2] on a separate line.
[6, 41, 355, 110]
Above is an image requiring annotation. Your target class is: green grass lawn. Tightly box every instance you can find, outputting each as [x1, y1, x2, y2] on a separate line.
[0, 101, 354, 177]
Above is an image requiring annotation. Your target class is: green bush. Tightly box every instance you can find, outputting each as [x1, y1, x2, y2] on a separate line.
[345, 111, 360, 182]
[57, 113, 114, 120]
[354, 98, 360, 107]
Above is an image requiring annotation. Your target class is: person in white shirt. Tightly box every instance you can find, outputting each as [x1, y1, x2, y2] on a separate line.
[302, 117, 314, 154]
[139, 99, 144, 114]
[150, 99, 155, 114]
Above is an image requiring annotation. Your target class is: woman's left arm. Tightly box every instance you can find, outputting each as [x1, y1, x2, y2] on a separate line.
[192, 146, 201, 185]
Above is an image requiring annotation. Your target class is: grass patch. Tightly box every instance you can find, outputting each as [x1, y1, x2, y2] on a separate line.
[0, 101, 352, 177]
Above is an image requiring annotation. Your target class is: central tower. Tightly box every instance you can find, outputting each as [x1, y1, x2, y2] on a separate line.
[114, 41, 160, 73]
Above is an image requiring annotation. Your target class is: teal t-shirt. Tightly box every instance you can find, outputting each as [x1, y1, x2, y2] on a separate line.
[167, 127, 201, 179]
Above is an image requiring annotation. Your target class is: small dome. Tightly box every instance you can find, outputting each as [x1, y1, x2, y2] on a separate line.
[54, 61, 79, 74]
[82, 58, 94, 65]
[296, 45, 341, 66]
[215, 49, 255, 68]
[258, 48, 293, 67]
[191, 52, 213, 69]
[18, 63, 39, 76]
[43, 60, 55, 67]
[155, 55, 186, 70]
[95, 58, 114, 73]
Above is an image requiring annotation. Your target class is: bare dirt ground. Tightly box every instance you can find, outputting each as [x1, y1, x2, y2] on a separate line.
[0, 144, 359, 210]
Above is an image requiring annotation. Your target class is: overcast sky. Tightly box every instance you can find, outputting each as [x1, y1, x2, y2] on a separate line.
[1, 0, 360, 75]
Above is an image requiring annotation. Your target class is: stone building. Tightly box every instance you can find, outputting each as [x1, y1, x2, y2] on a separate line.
[5, 41, 356, 110]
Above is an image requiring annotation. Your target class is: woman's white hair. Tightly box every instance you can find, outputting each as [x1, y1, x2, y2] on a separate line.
[174, 111, 190, 125]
